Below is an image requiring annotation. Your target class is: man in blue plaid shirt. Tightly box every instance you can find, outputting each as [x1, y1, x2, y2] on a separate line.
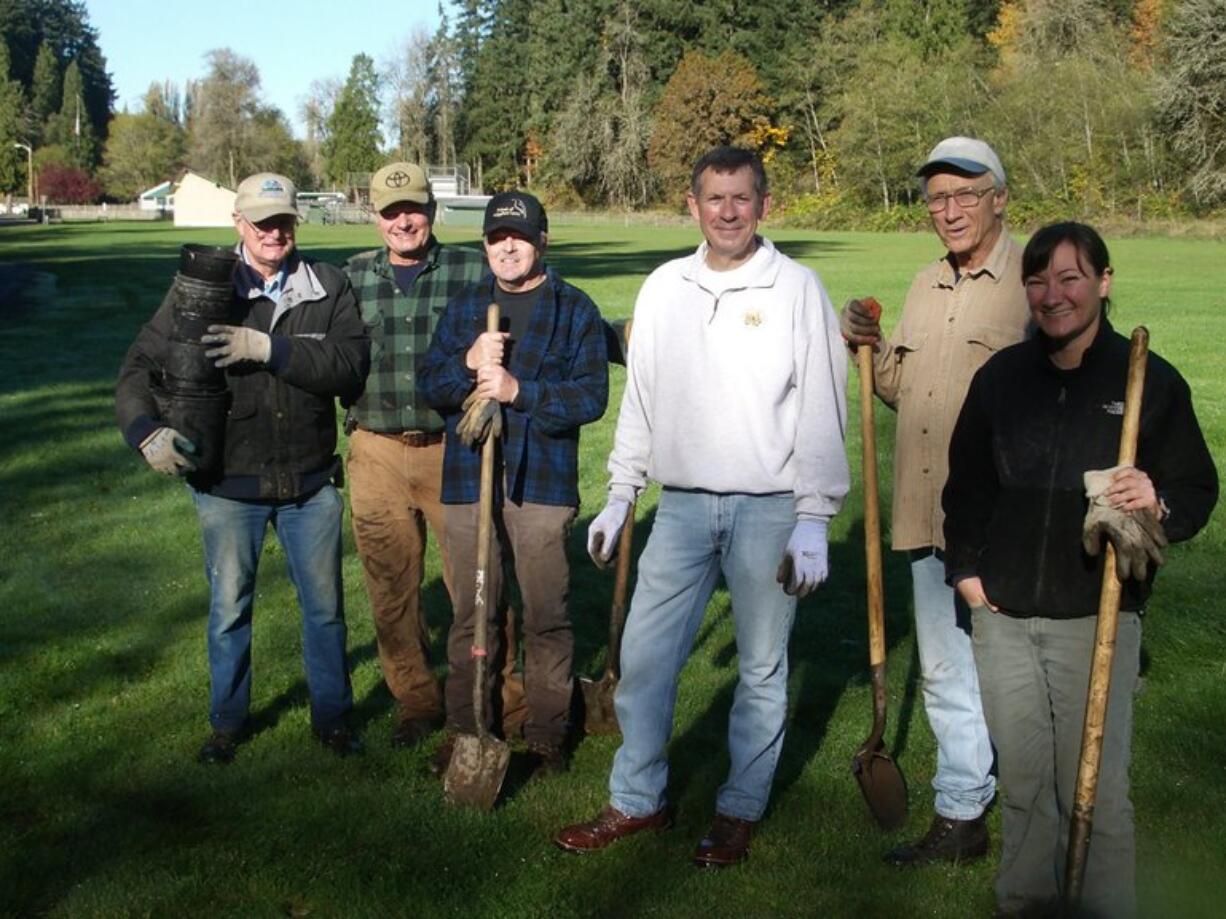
[418, 191, 608, 775]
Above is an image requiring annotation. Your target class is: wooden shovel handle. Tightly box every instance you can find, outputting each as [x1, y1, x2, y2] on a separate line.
[858, 345, 886, 671]
[472, 303, 500, 740]
[607, 318, 635, 679]
[1065, 326, 1149, 904]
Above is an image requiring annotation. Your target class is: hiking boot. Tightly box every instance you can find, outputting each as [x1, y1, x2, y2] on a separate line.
[391, 716, 440, 749]
[884, 813, 989, 866]
[314, 724, 364, 757]
[527, 740, 569, 779]
[197, 729, 240, 765]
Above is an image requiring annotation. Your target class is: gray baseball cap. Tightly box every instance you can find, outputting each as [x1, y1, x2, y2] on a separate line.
[234, 173, 299, 222]
[371, 162, 432, 211]
[917, 137, 1006, 186]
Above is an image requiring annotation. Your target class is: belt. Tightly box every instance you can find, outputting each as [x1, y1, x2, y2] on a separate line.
[365, 428, 443, 447]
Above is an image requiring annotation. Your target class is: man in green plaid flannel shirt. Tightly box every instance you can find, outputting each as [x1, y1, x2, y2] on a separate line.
[343, 162, 499, 750]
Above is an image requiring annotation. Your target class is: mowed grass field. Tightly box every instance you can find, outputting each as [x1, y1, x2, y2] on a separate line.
[0, 219, 1222, 918]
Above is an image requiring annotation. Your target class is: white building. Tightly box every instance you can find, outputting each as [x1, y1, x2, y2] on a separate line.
[172, 172, 236, 228]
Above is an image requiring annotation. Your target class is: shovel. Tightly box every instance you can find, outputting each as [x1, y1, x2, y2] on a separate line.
[850, 340, 909, 831]
[1064, 326, 1149, 908]
[581, 498, 635, 734]
[445, 303, 511, 810]
[581, 319, 634, 735]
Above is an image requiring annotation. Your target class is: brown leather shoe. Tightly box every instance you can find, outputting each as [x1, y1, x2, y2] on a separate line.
[554, 805, 671, 853]
[693, 813, 756, 868]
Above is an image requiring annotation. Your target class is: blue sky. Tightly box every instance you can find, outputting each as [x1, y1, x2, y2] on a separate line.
[84, 0, 442, 136]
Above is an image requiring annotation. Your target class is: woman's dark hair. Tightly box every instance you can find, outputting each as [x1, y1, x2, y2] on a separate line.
[1022, 221, 1112, 312]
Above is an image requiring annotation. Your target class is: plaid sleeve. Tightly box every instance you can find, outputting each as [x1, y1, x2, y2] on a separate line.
[514, 289, 608, 435]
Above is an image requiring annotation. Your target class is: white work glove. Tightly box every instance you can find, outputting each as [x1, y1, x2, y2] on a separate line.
[139, 426, 197, 476]
[202, 324, 272, 367]
[776, 519, 829, 598]
[1082, 466, 1167, 581]
[587, 497, 632, 569]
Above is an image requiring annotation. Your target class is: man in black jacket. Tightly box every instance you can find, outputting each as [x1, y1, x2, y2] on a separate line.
[116, 172, 370, 764]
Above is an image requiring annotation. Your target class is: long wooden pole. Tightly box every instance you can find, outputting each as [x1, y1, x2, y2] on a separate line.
[1064, 326, 1149, 906]
[472, 303, 500, 742]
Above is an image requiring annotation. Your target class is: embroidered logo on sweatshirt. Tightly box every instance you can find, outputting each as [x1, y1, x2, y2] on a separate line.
[743, 309, 763, 327]
[1102, 400, 1124, 415]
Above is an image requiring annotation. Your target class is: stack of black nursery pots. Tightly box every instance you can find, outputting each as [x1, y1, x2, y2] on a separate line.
[159, 244, 240, 476]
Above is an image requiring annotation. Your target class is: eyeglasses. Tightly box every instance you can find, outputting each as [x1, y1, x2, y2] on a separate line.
[924, 185, 996, 213]
[239, 214, 297, 236]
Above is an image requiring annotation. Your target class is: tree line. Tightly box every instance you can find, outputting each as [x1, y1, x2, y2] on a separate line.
[2, 0, 1224, 224]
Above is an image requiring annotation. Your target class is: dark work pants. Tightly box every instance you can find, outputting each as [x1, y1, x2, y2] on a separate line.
[444, 500, 576, 746]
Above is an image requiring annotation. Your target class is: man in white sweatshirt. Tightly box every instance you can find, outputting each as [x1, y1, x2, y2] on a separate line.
[554, 145, 849, 867]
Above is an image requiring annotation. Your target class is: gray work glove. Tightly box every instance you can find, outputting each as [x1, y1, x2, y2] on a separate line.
[776, 519, 829, 598]
[587, 497, 632, 569]
[139, 426, 197, 476]
[456, 388, 502, 448]
[839, 297, 882, 347]
[1082, 466, 1167, 581]
[202, 324, 272, 367]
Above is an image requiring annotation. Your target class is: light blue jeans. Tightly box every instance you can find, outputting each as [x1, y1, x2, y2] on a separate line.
[191, 485, 352, 733]
[912, 553, 995, 819]
[609, 489, 797, 822]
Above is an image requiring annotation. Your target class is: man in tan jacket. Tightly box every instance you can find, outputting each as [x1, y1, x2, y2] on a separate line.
[841, 137, 1030, 866]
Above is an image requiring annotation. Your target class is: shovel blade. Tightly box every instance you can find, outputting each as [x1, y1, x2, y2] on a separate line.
[852, 743, 909, 831]
[580, 674, 620, 736]
[444, 734, 510, 810]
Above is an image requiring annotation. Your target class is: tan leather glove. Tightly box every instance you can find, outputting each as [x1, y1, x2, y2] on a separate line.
[456, 388, 502, 448]
[139, 426, 197, 476]
[1082, 466, 1168, 581]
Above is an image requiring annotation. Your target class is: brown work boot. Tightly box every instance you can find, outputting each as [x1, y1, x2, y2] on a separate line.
[554, 805, 671, 853]
[527, 740, 570, 779]
[693, 813, 757, 868]
[391, 716, 441, 749]
[884, 813, 989, 866]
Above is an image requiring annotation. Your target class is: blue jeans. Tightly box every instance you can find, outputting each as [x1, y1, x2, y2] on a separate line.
[191, 485, 352, 732]
[609, 490, 797, 822]
[912, 553, 995, 819]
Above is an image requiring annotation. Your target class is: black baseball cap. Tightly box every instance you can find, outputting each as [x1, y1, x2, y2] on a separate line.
[483, 191, 548, 239]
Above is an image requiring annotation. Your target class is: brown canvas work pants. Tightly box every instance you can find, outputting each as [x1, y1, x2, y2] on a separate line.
[347, 429, 525, 731]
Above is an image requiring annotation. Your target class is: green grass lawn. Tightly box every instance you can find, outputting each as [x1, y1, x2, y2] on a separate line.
[0, 220, 1222, 918]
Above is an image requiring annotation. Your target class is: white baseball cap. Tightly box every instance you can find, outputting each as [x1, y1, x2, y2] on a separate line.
[917, 137, 1006, 186]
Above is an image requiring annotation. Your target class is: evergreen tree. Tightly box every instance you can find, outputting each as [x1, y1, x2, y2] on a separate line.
[27, 41, 58, 145]
[44, 59, 97, 168]
[0, 39, 27, 194]
[323, 53, 382, 187]
[0, 0, 113, 145]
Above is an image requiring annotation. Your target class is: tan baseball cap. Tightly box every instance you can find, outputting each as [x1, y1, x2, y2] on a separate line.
[371, 162, 432, 211]
[234, 173, 299, 222]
